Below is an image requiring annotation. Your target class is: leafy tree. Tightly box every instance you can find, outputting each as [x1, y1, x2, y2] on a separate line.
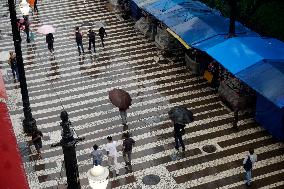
[199, 0, 284, 41]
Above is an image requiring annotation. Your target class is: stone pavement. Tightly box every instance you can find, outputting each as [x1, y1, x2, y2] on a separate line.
[0, 0, 284, 188]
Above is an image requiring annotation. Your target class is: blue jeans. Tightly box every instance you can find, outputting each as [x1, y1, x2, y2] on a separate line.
[77, 41, 84, 54]
[245, 170, 252, 185]
[174, 135, 185, 150]
[94, 159, 102, 166]
[11, 66, 19, 80]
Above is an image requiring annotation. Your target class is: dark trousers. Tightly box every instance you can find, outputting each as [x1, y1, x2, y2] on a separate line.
[88, 39, 96, 52]
[175, 135, 185, 150]
[34, 0, 38, 12]
[11, 66, 19, 80]
[25, 29, 30, 43]
[47, 42, 54, 52]
[123, 151, 132, 164]
[100, 36, 104, 47]
[77, 41, 84, 54]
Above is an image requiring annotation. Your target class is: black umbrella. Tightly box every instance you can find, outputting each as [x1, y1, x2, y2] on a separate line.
[168, 106, 194, 124]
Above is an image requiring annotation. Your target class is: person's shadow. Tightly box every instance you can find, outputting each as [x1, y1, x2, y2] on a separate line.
[48, 56, 60, 81]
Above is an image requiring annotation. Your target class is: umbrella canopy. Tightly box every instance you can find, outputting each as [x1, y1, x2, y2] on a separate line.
[168, 106, 194, 124]
[37, 25, 56, 35]
[0, 51, 10, 61]
[109, 89, 132, 110]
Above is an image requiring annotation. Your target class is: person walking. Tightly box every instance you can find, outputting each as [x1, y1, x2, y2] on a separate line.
[106, 136, 119, 176]
[8, 51, 19, 81]
[173, 122, 186, 152]
[33, 0, 39, 14]
[75, 27, 85, 55]
[243, 148, 257, 187]
[99, 26, 107, 47]
[23, 16, 30, 43]
[88, 29, 96, 53]
[122, 132, 135, 166]
[32, 129, 43, 157]
[119, 108, 127, 126]
[46, 33, 54, 54]
[90, 144, 103, 166]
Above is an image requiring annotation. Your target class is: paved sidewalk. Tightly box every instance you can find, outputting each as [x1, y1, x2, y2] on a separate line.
[0, 0, 284, 188]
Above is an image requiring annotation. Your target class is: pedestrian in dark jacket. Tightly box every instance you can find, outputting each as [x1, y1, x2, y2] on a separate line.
[122, 132, 135, 166]
[243, 148, 257, 187]
[75, 27, 84, 55]
[8, 51, 19, 80]
[88, 29, 96, 53]
[99, 27, 107, 47]
[34, 0, 39, 14]
[90, 144, 103, 166]
[46, 33, 54, 54]
[174, 122, 186, 151]
[32, 129, 43, 157]
[23, 16, 30, 43]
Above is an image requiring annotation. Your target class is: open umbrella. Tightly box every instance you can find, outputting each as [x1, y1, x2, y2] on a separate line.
[37, 25, 56, 35]
[0, 51, 10, 61]
[109, 88, 132, 110]
[168, 106, 194, 124]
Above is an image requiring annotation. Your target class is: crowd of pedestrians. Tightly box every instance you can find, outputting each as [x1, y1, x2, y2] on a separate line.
[90, 133, 135, 176]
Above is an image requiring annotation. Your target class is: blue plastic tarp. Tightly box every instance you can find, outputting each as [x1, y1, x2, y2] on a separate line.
[133, 0, 160, 8]
[143, 0, 210, 19]
[170, 15, 250, 46]
[204, 37, 284, 74]
[202, 37, 284, 108]
[236, 60, 284, 108]
[255, 93, 284, 140]
[144, 0, 187, 17]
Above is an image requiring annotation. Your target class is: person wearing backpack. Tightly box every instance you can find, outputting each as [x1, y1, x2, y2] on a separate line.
[88, 29, 96, 53]
[243, 148, 257, 187]
[75, 27, 85, 55]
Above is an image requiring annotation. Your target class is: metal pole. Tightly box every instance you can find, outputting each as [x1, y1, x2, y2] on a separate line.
[227, 0, 237, 37]
[51, 111, 85, 189]
[8, 0, 37, 134]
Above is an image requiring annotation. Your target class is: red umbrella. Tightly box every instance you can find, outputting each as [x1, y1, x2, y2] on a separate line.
[109, 88, 132, 110]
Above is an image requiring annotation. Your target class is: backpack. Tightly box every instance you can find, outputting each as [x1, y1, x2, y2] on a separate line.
[243, 156, 252, 171]
[99, 27, 105, 37]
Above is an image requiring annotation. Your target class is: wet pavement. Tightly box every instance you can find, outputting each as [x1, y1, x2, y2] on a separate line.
[0, 0, 284, 188]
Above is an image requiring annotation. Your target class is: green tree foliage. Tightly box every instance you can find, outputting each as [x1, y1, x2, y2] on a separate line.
[200, 0, 284, 41]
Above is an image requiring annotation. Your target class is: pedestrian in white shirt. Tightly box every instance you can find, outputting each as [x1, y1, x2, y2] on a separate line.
[243, 148, 257, 187]
[106, 136, 119, 176]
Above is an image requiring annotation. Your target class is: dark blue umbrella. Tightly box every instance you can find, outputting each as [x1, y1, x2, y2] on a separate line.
[168, 106, 194, 124]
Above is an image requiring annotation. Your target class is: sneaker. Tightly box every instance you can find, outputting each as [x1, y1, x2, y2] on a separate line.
[245, 183, 252, 187]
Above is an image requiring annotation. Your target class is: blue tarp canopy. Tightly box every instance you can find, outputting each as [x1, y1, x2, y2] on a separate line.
[143, 0, 251, 46]
[143, 0, 210, 19]
[236, 60, 284, 108]
[204, 37, 284, 73]
[202, 37, 284, 108]
[132, 0, 160, 8]
[169, 15, 250, 45]
[143, 0, 186, 17]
